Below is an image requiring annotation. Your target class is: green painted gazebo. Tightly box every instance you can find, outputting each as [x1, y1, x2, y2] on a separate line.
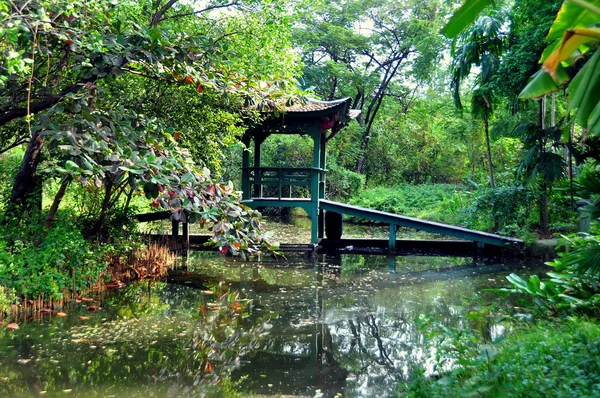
[241, 98, 360, 244]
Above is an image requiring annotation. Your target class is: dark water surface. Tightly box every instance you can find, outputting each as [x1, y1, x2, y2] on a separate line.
[0, 252, 546, 397]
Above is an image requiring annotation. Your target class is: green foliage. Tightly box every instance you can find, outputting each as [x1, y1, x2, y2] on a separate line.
[493, 0, 563, 100]
[402, 319, 600, 397]
[519, 0, 600, 134]
[0, 217, 107, 300]
[0, 149, 22, 209]
[464, 186, 537, 235]
[0, 286, 14, 315]
[348, 184, 468, 223]
[551, 222, 600, 278]
[441, 0, 494, 38]
[326, 163, 365, 200]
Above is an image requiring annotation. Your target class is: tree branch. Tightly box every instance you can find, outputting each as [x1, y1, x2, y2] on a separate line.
[159, 3, 238, 23]
[0, 78, 96, 127]
[0, 138, 28, 155]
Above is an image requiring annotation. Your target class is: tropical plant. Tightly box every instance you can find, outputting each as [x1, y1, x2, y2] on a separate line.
[513, 123, 566, 235]
[450, 14, 507, 188]
[519, 0, 600, 136]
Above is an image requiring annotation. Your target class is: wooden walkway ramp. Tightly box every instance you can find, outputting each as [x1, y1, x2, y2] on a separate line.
[319, 200, 522, 249]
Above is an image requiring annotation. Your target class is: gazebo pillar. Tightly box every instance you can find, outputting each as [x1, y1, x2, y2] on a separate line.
[318, 132, 326, 239]
[253, 136, 265, 198]
[241, 133, 251, 200]
[311, 129, 322, 243]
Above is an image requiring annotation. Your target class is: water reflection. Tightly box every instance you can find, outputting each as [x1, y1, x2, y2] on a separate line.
[177, 252, 544, 397]
[0, 253, 545, 398]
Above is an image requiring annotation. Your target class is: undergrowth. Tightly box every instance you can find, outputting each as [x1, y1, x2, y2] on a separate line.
[400, 318, 600, 398]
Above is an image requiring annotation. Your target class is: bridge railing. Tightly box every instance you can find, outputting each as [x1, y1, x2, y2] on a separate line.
[243, 167, 325, 200]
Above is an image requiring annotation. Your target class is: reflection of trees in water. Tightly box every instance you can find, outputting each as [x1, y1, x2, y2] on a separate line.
[0, 282, 269, 397]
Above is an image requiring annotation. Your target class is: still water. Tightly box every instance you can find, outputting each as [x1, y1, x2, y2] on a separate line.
[0, 252, 545, 397]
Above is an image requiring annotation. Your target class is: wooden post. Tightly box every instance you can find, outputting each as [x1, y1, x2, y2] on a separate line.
[389, 224, 397, 251]
[311, 130, 321, 244]
[254, 136, 263, 198]
[171, 220, 179, 240]
[241, 134, 251, 200]
[182, 221, 189, 248]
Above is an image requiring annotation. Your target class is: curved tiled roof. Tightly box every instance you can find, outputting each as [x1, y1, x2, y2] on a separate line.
[285, 98, 352, 113]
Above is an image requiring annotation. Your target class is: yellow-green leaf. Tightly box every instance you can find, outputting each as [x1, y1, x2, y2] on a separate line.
[543, 27, 600, 76]
[546, 0, 600, 41]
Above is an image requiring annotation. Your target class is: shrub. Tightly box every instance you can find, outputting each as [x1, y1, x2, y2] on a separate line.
[326, 164, 365, 200]
[401, 319, 600, 398]
[0, 217, 107, 300]
[348, 184, 467, 224]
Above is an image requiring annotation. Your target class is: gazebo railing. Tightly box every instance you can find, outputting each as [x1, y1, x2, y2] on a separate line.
[243, 167, 325, 200]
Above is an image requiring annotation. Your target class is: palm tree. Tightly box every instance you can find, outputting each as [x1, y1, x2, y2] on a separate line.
[450, 14, 505, 188]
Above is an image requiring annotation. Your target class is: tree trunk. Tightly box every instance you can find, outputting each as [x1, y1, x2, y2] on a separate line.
[540, 182, 549, 236]
[540, 95, 549, 235]
[46, 177, 71, 228]
[95, 181, 113, 236]
[483, 109, 495, 189]
[6, 131, 45, 216]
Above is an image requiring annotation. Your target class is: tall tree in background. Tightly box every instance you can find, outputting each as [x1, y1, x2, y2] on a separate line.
[293, 0, 445, 173]
[450, 14, 506, 188]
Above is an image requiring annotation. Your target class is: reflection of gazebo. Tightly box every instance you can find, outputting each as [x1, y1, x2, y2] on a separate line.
[241, 98, 360, 243]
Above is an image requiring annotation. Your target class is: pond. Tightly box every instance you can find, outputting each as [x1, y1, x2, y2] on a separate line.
[0, 252, 546, 397]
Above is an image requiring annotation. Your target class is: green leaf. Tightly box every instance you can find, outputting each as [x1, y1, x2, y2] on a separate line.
[569, 49, 600, 127]
[181, 172, 196, 183]
[546, 0, 600, 41]
[588, 100, 600, 135]
[441, 0, 494, 38]
[65, 160, 78, 171]
[519, 66, 570, 99]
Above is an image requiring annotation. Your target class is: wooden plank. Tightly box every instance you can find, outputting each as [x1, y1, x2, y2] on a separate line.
[319, 200, 522, 247]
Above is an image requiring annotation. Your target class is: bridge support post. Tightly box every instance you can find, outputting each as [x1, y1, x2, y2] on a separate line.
[389, 224, 397, 251]
[171, 220, 179, 240]
[182, 221, 189, 248]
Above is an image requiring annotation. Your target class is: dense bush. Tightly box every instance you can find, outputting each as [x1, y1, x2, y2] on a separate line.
[326, 163, 365, 200]
[462, 185, 537, 236]
[0, 217, 107, 300]
[402, 320, 600, 397]
[0, 150, 22, 211]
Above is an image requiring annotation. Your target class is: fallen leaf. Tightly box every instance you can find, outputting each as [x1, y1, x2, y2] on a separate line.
[87, 306, 101, 312]
[56, 312, 67, 317]
[39, 308, 53, 314]
[79, 316, 90, 321]
[7, 323, 19, 330]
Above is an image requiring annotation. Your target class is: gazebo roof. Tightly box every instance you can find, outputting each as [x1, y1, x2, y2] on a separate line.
[281, 97, 360, 124]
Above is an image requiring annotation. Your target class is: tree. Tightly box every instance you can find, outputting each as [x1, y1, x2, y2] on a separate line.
[0, 0, 299, 212]
[0, 0, 301, 255]
[450, 14, 507, 188]
[293, 0, 445, 173]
